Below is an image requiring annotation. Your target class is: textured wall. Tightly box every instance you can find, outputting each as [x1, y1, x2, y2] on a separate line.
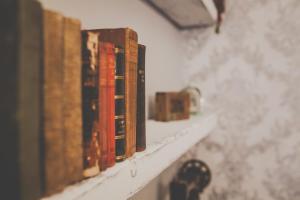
[182, 0, 300, 199]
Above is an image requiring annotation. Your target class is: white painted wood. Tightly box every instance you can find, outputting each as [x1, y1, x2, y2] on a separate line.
[202, 0, 218, 22]
[42, 112, 217, 200]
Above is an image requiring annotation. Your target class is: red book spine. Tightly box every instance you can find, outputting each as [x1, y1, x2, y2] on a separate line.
[99, 42, 108, 171]
[106, 43, 116, 167]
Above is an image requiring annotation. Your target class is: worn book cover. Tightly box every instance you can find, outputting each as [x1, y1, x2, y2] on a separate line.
[90, 28, 138, 157]
[42, 9, 65, 195]
[114, 46, 126, 162]
[82, 31, 101, 177]
[63, 17, 83, 184]
[136, 44, 146, 152]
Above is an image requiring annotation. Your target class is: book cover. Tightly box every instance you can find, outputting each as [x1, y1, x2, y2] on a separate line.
[62, 17, 83, 184]
[90, 28, 138, 157]
[136, 44, 146, 152]
[81, 31, 101, 177]
[114, 47, 126, 162]
[0, 1, 43, 199]
[42, 9, 65, 195]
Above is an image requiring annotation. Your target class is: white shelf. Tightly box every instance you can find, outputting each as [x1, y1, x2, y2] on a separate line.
[43, 112, 217, 200]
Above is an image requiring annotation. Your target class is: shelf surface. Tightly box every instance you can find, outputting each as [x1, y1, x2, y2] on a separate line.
[43, 112, 217, 200]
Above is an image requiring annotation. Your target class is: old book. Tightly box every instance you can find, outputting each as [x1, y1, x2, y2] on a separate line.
[114, 46, 126, 162]
[91, 28, 138, 157]
[136, 44, 146, 152]
[82, 31, 101, 177]
[105, 43, 116, 167]
[0, 0, 43, 199]
[155, 92, 190, 122]
[63, 17, 83, 184]
[98, 42, 108, 170]
[42, 9, 65, 195]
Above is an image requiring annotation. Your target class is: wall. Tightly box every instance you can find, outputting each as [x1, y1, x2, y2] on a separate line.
[39, 0, 185, 118]
[133, 0, 300, 200]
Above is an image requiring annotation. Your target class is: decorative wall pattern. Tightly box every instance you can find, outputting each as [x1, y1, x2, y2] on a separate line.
[182, 0, 300, 199]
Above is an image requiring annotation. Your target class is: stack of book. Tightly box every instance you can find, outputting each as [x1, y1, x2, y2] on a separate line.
[41, 10, 146, 197]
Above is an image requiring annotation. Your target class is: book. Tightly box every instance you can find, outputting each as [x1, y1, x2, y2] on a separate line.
[136, 44, 146, 152]
[105, 43, 116, 167]
[114, 46, 126, 162]
[91, 28, 138, 157]
[155, 92, 190, 122]
[81, 31, 101, 177]
[62, 17, 83, 184]
[0, 1, 43, 199]
[98, 42, 108, 170]
[42, 9, 65, 195]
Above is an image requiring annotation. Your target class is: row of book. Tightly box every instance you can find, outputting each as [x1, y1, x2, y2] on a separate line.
[42, 10, 146, 196]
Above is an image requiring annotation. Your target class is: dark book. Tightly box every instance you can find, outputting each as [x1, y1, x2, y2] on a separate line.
[81, 31, 101, 177]
[114, 46, 126, 162]
[90, 28, 138, 157]
[136, 44, 146, 152]
[62, 17, 83, 184]
[155, 92, 190, 122]
[42, 9, 65, 195]
[0, 0, 43, 199]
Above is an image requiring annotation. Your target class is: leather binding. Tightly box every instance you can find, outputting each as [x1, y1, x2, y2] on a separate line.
[98, 42, 116, 170]
[155, 92, 190, 122]
[63, 17, 83, 185]
[0, 1, 43, 199]
[136, 44, 146, 152]
[42, 10, 65, 195]
[81, 31, 101, 178]
[115, 46, 126, 161]
[90, 28, 138, 157]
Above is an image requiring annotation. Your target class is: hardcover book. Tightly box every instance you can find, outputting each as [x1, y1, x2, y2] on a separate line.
[62, 17, 83, 184]
[136, 44, 146, 152]
[155, 92, 190, 122]
[115, 46, 126, 161]
[91, 28, 138, 157]
[0, 1, 43, 199]
[42, 9, 65, 195]
[81, 31, 101, 177]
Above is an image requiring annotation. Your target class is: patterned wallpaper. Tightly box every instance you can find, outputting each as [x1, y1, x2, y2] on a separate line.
[181, 0, 300, 199]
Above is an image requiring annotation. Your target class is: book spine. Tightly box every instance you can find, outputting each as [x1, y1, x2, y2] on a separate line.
[125, 29, 138, 157]
[81, 31, 101, 178]
[62, 17, 83, 184]
[106, 43, 116, 167]
[136, 44, 146, 152]
[0, 1, 43, 199]
[43, 10, 65, 195]
[99, 42, 108, 171]
[115, 47, 126, 162]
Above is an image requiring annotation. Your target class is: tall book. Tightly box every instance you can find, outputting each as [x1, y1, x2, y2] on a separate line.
[42, 10, 65, 195]
[82, 31, 101, 177]
[115, 47, 126, 162]
[62, 17, 83, 184]
[0, 0, 43, 199]
[92, 28, 138, 157]
[106, 43, 116, 167]
[136, 44, 146, 152]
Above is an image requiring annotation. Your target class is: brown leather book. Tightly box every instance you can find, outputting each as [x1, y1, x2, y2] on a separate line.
[105, 43, 116, 167]
[42, 10, 65, 195]
[0, 1, 43, 199]
[98, 42, 108, 170]
[81, 31, 101, 177]
[155, 92, 190, 122]
[91, 28, 138, 157]
[63, 17, 83, 184]
[136, 44, 146, 152]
